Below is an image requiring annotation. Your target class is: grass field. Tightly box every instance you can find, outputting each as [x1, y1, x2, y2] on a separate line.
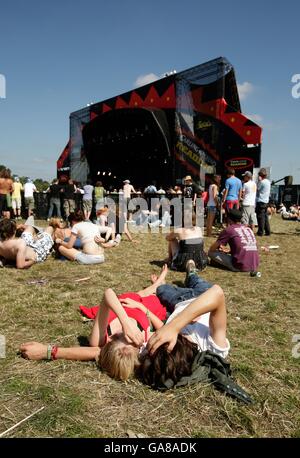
[0, 215, 299, 438]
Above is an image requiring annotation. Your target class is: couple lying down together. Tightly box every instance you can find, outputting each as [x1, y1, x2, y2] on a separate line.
[20, 262, 231, 390]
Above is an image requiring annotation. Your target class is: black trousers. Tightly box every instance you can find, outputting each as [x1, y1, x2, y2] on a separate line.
[256, 202, 270, 235]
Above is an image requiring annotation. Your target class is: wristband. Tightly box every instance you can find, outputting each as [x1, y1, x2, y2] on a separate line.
[47, 344, 52, 360]
[51, 345, 58, 360]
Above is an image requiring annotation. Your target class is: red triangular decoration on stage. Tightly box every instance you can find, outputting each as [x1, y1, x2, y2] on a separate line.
[129, 91, 145, 108]
[115, 96, 128, 109]
[102, 103, 112, 113]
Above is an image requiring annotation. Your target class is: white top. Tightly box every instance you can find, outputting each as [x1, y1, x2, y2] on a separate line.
[123, 183, 135, 199]
[207, 184, 217, 207]
[24, 182, 37, 198]
[71, 221, 100, 244]
[166, 299, 230, 358]
[242, 180, 257, 206]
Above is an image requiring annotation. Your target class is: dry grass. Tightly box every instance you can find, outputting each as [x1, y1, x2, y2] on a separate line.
[0, 215, 300, 438]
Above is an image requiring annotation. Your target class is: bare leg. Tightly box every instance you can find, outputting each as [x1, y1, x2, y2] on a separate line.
[137, 264, 168, 297]
[169, 239, 179, 259]
[58, 245, 79, 261]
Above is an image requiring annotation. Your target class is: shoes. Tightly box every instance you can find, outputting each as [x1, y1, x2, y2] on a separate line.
[113, 234, 121, 246]
[185, 260, 198, 286]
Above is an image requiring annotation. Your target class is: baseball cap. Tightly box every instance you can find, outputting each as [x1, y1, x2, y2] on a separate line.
[242, 171, 252, 178]
[123, 179, 130, 184]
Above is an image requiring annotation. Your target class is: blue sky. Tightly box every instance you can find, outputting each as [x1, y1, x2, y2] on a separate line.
[0, 0, 299, 182]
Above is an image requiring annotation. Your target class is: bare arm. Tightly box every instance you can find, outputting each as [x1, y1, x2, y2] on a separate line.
[56, 232, 77, 249]
[89, 289, 144, 348]
[147, 285, 227, 354]
[20, 342, 100, 361]
[16, 243, 35, 269]
[119, 298, 164, 330]
[222, 188, 228, 203]
[208, 240, 221, 254]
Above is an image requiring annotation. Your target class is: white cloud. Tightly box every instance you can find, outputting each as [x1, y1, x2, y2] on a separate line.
[245, 113, 263, 124]
[134, 73, 160, 87]
[237, 81, 254, 101]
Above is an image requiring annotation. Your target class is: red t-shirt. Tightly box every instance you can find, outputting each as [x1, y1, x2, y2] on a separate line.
[217, 224, 259, 272]
[79, 292, 167, 332]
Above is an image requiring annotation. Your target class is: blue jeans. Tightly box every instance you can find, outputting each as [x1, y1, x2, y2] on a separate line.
[156, 273, 213, 313]
[48, 198, 61, 218]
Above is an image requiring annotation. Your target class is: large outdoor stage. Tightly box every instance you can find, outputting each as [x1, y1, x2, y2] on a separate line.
[57, 57, 262, 189]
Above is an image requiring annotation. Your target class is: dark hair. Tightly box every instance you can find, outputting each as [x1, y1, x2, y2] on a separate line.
[227, 209, 242, 223]
[68, 209, 84, 224]
[259, 168, 267, 177]
[226, 168, 235, 176]
[0, 219, 17, 241]
[137, 335, 198, 389]
[96, 181, 103, 187]
[0, 168, 12, 179]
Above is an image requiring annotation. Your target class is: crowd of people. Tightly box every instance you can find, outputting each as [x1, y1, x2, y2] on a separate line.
[0, 166, 296, 393]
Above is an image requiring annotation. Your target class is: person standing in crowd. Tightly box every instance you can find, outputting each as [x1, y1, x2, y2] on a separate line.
[222, 168, 242, 212]
[123, 179, 136, 221]
[206, 175, 221, 237]
[62, 178, 77, 218]
[82, 179, 94, 221]
[11, 176, 23, 220]
[24, 178, 37, 218]
[47, 179, 62, 220]
[256, 168, 271, 236]
[182, 175, 197, 205]
[241, 171, 257, 231]
[94, 181, 106, 211]
[208, 209, 259, 272]
[0, 168, 14, 219]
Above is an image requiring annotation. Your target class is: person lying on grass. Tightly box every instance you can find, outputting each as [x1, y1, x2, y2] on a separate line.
[55, 209, 113, 265]
[20, 262, 230, 385]
[0, 218, 54, 269]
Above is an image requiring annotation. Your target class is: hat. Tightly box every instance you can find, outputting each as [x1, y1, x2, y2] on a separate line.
[184, 175, 192, 182]
[14, 176, 20, 182]
[242, 171, 252, 178]
[123, 179, 130, 184]
[227, 209, 243, 223]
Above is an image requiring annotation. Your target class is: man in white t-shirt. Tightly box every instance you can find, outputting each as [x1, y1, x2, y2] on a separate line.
[241, 171, 257, 230]
[123, 179, 136, 221]
[24, 179, 37, 217]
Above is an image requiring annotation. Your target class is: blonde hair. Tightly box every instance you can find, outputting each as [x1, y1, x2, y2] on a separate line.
[99, 334, 139, 381]
[49, 217, 65, 229]
[96, 207, 108, 217]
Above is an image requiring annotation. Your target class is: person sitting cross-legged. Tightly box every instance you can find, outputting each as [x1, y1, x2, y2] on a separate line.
[208, 209, 259, 272]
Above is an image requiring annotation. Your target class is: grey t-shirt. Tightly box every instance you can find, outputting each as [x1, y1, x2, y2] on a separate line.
[257, 179, 271, 204]
[83, 185, 94, 201]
